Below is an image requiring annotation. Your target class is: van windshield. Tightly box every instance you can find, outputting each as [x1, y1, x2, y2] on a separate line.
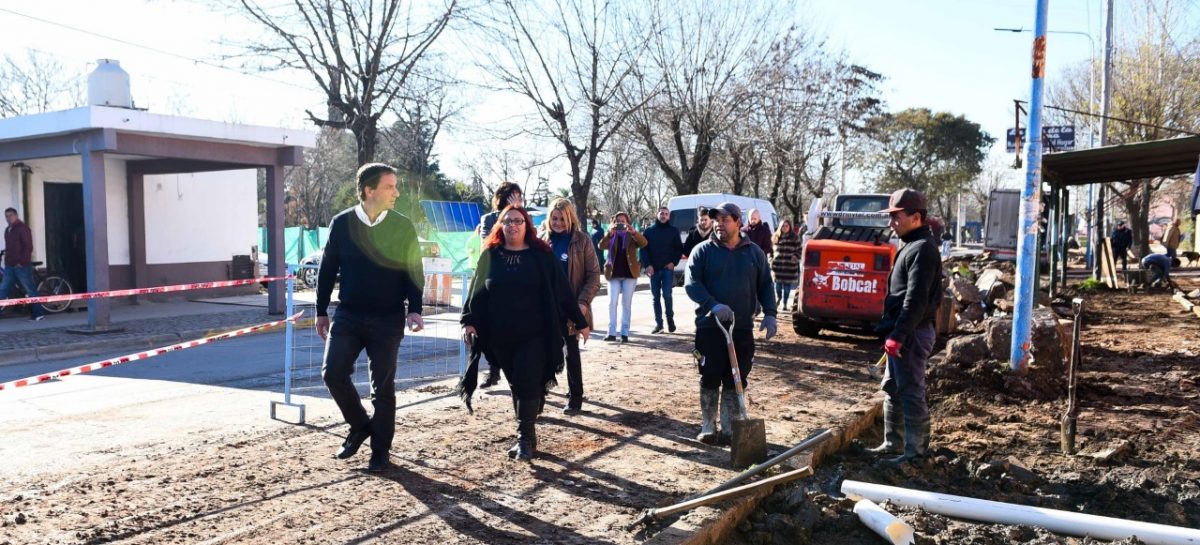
[670, 209, 697, 232]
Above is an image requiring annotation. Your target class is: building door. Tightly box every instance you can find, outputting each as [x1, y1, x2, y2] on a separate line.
[43, 182, 86, 291]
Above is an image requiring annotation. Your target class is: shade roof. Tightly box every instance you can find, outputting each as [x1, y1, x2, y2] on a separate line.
[1041, 135, 1200, 186]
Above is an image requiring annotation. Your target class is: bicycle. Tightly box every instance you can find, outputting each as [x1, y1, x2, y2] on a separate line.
[0, 250, 74, 314]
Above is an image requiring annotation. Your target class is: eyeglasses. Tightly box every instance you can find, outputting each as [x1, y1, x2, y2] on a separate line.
[502, 219, 526, 226]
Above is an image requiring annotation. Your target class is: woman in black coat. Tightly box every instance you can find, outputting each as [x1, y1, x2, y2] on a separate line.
[460, 206, 590, 461]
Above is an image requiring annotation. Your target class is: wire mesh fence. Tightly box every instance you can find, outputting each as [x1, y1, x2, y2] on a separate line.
[282, 266, 470, 402]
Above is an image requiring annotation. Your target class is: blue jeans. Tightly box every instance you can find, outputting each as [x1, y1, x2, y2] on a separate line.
[1166, 247, 1177, 259]
[607, 277, 636, 336]
[1, 265, 44, 318]
[649, 268, 675, 326]
[881, 323, 936, 427]
[774, 282, 795, 308]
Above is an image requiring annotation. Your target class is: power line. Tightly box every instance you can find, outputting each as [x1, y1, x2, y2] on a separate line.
[1015, 100, 1200, 137]
[0, 6, 313, 91]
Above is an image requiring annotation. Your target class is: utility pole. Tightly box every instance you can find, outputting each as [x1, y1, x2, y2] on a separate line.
[1010, 0, 1050, 373]
[1094, 0, 1115, 279]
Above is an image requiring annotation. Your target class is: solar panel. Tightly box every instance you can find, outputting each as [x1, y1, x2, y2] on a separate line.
[421, 201, 483, 232]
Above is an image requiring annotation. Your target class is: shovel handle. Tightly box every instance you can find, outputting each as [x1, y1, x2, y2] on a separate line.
[712, 313, 748, 412]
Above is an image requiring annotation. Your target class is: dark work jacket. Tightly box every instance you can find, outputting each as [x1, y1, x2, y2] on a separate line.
[685, 237, 776, 331]
[683, 226, 714, 258]
[456, 246, 587, 412]
[878, 225, 942, 344]
[743, 222, 774, 257]
[639, 220, 684, 270]
[1111, 227, 1132, 253]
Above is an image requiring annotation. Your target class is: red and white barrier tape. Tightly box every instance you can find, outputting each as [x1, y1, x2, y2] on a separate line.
[0, 275, 293, 308]
[0, 311, 304, 391]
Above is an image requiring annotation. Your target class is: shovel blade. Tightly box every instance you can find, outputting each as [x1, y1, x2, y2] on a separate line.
[730, 417, 767, 469]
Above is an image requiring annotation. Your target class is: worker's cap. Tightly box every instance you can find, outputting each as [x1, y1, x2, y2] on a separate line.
[1117, 220, 1126, 226]
[880, 188, 928, 213]
[707, 202, 742, 221]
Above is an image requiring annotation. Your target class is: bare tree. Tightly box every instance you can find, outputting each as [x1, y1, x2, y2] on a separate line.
[622, 0, 787, 196]
[472, 0, 648, 222]
[232, 0, 458, 164]
[0, 50, 83, 117]
[286, 128, 357, 227]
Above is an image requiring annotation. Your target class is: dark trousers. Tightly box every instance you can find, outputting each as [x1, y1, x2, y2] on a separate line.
[493, 337, 549, 401]
[695, 327, 755, 390]
[564, 335, 583, 407]
[881, 323, 936, 425]
[322, 309, 405, 453]
[649, 268, 675, 326]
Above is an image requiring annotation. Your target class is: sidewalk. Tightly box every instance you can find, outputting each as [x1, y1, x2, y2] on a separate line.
[0, 298, 281, 367]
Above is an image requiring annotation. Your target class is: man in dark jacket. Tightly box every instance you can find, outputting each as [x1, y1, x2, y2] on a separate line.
[685, 202, 777, 445]
[1111, 220, 1132, 272]
[641, 206, 684, 333]
[682, 206, 714, 258]
[869, 188, 941, 465]
[316, 164, 425, 473]
[2, 208, 44, 321]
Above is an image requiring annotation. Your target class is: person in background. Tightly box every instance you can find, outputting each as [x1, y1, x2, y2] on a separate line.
[1, 208, 45, 321]
[1164, 218, 1182, 259]
[869, 188, 942, 466]
[741, 208, 773, 258]
[685, 202, 777, 445]
[599, 211, 647, 343]
[591, 218, 605, 263]
[315, 163, 425, 473]
[1111, 220, 1133, 272]
[640, 206, 684, 334]
[683, 206, 714, 258]
[478, 182, 524, 240]
[461, 206, 589, 461]
[940, 226, 954, 256]
[539, 198, 601, 414]
[771, 219, 801, 311]
[1140, 252, 1177, 288]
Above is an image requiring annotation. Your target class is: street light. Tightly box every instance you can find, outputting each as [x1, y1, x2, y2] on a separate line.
[996, 27, 1098, 268]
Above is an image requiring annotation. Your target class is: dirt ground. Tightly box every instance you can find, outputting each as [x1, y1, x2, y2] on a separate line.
[734, 280, 1200, 545]
[0, 309, 884, 545]
[5, 280, 1198, 544]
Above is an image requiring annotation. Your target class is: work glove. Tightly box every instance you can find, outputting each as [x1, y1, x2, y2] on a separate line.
[883, 338, 903, 358]
[711, 304, 735, 322]
[759, 315, 778, 340]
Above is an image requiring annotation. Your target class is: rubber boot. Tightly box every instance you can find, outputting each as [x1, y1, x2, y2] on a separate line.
[696, 387, 720, 444]
[867, 398, 903, 455]
[718, 387, 742, 446]
[884, 416, 930, 465]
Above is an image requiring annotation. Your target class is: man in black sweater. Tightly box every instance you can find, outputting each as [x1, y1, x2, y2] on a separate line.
[870, 188, 942, 466]
[316, 163, 425, 473]
[641, 206, 684, 333]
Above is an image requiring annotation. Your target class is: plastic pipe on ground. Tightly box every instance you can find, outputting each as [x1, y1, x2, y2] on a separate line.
[853, 499, 915, 545]
[841, 480, 1200, 545]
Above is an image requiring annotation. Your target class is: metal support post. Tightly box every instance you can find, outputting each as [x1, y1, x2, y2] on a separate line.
[270, 265, 306, 423]
[1011, 0, 1050, 373]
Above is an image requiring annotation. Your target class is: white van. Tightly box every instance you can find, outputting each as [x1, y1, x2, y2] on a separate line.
[667, 193, 779, 284]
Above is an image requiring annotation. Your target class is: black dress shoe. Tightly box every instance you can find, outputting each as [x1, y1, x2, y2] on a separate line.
[620, 335, 629, 344]
[335, 429, 371, 459]
[604, 335, 617, 342]
[367, 450, 391, 473]
[667, 321, 677, 333]
[651, 324, 664, 334]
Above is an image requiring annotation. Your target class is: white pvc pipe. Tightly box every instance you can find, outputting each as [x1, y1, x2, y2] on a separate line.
[853, 499, 915, 545]
[842, 480, 1200, 545]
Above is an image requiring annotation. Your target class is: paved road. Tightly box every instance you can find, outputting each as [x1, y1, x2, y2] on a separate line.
[0, 285, 720, 479]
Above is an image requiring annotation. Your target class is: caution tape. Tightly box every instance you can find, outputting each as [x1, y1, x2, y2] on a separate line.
[0, 275, 293, 308]
[0, 311, 303, 392]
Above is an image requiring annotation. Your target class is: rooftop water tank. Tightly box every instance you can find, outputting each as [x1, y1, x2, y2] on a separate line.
[87, 59, 133, 108]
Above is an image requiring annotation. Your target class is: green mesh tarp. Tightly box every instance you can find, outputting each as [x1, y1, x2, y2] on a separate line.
[258, 227, 331, 264]
[428, 231, 479, 273]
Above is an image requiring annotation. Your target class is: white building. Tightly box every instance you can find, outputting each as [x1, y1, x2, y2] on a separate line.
[0, 60, 315, 329]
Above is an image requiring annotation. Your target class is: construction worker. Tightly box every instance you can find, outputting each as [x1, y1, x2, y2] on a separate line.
[685, 202, 777, 445]
[869, 188, 942, 465]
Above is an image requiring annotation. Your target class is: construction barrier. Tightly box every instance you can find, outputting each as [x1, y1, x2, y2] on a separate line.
[0, 276, 290, 308]
[273, 265, 470, 424]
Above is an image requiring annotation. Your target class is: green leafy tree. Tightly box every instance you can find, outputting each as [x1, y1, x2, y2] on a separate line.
[863, 108, 993, 221]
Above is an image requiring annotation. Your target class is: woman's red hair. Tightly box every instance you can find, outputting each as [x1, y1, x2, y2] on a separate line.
[483, 206, 551, 252]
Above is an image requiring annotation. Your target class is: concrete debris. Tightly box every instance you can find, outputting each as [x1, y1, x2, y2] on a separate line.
[944, 334, 988, 365]
[956, 303, 985, 324]
[1188, 289, 1200, 300]
[1091, 439, 1134, 463]
[951, 278, 982, 305]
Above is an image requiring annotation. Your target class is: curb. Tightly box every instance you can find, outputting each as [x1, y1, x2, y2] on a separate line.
[648, 394, 885, 545]
[0, 316, 314, 368]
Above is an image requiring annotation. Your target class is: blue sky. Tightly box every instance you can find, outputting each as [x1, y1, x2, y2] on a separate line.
[1, 0, 1196, 191]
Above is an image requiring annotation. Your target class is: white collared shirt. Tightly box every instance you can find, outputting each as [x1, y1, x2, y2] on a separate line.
[354, 204, 388, 227]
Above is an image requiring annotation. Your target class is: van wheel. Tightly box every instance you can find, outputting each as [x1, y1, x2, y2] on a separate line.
[793, 315, 821, 337]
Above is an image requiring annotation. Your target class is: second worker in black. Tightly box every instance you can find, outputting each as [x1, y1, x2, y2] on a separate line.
[461, 206, 591, 461]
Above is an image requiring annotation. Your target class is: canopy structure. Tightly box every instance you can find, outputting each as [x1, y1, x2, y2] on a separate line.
[1034, 135, 1200, 297]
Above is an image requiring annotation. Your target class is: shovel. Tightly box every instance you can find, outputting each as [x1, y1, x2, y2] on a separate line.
[713, 313, 768, 469]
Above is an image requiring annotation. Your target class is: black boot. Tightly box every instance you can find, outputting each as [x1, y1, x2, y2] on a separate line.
[696, 386, 719, 444]
[884, 416, 930, 465]
[867, 399, 903, 455]
[667, 317, 677, 333]
[510, 397, 539, 461]
[335, 427, 372, 459]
